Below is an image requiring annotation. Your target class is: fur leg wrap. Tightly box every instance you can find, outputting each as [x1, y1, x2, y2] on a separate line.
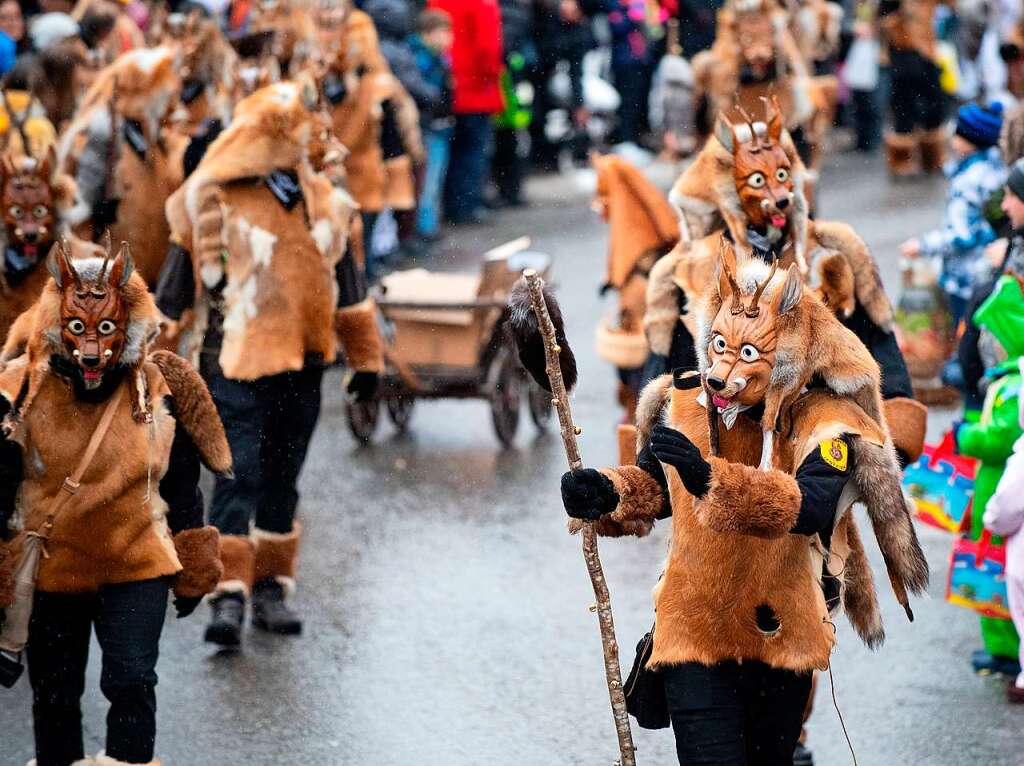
[253, 523, 301, 587]
[215, 534, 255, 596]
[883, 397, 928, 463]
[568, 467, 664, 538]
[27, 760, 95, 766]
[884, 132, 918, 177]
[95, 752, 161, 765]
[335, 299, 383, 373]
[694, 457, 801, 539]
[0, 537, 17, 609]
[918, 128, 946, 173]
[172, 527, 223, 599]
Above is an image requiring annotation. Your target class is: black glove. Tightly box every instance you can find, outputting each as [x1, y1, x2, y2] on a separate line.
[650, 425, 712, 498]
[174, 595, 202, 619]
[347, 371, 379, 403]
[561, 469, 619, 521]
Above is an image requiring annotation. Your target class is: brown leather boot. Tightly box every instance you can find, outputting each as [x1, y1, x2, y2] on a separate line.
[919, 128, 946, 174]
[884, 132, 918, 177]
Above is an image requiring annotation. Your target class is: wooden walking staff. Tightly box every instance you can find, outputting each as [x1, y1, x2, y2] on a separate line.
[521, 269, 637, 766]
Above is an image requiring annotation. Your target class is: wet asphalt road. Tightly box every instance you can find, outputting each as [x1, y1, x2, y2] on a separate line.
[3, 149, 1019, 766]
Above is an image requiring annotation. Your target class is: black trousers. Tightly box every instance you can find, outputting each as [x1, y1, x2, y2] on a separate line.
[889, 50, 946, 134]
[663, 661, 813, 766]
[27, 577, 170, 766]
[202, 357, 324, 536]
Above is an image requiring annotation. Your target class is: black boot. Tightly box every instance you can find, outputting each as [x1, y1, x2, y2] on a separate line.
[793, 742, 814, 766]
[251, 578, 302, 635]
[204, 592, 245, 647]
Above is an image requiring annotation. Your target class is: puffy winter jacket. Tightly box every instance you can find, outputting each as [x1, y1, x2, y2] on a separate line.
[427, 0, 504, 114]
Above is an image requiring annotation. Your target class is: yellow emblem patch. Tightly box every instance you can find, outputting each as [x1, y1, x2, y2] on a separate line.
[820, 439, 848, 471]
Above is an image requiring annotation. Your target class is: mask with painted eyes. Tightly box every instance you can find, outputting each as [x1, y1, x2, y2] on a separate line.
[47, 240, 135, 389]
[0, 150, 57, 254]
[715, 100, 796, 233]
[702, 237, 803, 410]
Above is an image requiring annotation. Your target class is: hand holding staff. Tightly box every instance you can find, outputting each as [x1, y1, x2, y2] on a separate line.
[508, 270, 637, 766]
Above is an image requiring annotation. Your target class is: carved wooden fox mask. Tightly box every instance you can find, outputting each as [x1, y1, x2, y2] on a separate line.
[48, 239, 134, 388]
[716, 100, 795, 231]
[0, 147, 57, 252]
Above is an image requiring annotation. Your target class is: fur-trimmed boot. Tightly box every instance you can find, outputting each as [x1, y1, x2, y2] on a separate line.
[204, 534, 254, 648]
[251, 524, 302, 635]
[27, 760, 94, 765]
[919, 128, 946, 174]
[884, 132, 918, 177]
[95, 752, 161, 765]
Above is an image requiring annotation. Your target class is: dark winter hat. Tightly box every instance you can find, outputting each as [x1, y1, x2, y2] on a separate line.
[1007, 157, 1024, 200]
[956, 101, 1004, 149]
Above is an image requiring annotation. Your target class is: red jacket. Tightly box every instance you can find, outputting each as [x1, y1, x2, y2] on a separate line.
[428, 0, 504, 114]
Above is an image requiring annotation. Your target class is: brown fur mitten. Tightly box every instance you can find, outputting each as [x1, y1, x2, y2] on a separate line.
[694, 457, 801, 538]
[335, 299, 383, 373]
[172, 526, 223, 599]
[568, 466, 665, 538]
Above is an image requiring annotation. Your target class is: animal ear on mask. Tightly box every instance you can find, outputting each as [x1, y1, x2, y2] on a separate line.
[48, 239, 80, 290]
[764, 97, 783, 143]
[714, 113, 734, 154]
[773, 263, 803, 315]
[38, 145, 57, 183]
[107, 242, 135, 287]
[716, 237, 743, 313]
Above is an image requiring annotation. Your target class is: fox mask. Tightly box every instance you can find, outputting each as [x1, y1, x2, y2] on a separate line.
[728, 0, 777, 78]
[705, 246, 803, 411]
[47, 239, 134, 389]
[0, 148, 58, 253]
[716, 101, 795, 233]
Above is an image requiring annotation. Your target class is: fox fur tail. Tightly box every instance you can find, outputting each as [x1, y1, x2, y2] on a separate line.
[506, 278, 578, 393]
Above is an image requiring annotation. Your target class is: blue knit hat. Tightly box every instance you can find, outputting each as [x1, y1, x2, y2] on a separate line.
[956, 101, 1004, 149]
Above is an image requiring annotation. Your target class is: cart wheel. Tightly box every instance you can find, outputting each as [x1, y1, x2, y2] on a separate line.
[346, 398, 380, 444]
[528, 381, 552, 431]
[386, 395, 415, 431]
[491, 351, 522, 447]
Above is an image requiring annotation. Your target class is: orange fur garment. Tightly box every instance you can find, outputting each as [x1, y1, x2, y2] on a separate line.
[253, 523, 301, 582]
[334, 299, 383, 373]
[216, 534, 255, 593]
[883, 397, 928, 463]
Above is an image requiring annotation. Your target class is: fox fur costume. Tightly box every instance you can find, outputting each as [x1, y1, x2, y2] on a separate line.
[247, 0, 318, 75]
[318, 42, 423, 214]
[653, 110, 926, 459]
[58, 47, 189, 286]
[0, 243, 230, 598]
[591, 153, 679, 418]
[164, 81, 383, 381]
[584, 257, 928, 670]
[155, 10, 239, 136]
[0, 147, 83, 342]
[690, 0, 836, 178]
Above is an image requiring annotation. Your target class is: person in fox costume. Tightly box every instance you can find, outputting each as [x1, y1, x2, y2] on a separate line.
[0, 241, 231, 766]
[544, 248, 930, 765]
[654, 102, 927, 469]
[156, 81, 383, 648]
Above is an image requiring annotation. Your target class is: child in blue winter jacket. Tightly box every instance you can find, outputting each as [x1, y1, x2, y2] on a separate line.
[901, 102, 1007, 329]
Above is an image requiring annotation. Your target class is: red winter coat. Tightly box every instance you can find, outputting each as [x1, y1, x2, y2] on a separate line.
[428, 0, 504, 114]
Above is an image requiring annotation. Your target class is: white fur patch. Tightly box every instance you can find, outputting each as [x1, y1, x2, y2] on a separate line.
[222, 274, 259, 334]
[312, 218, 333, 256]
[248, 225, 277, 267]
[128, 46, 173, 75]
[201, 262, 224, 289]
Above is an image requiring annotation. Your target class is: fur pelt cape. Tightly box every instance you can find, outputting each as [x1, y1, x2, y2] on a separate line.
[57, 47, 189, 284]
[165, 82, 382, 381]
[0, 262, 230, 595]
[0, 156, 82, 342]
[589, 270, 927, 670]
